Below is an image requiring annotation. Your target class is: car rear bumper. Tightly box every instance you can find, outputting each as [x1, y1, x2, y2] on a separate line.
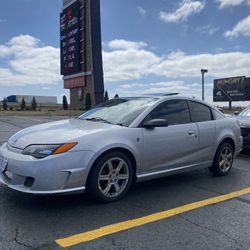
[0, 143, 94, 194]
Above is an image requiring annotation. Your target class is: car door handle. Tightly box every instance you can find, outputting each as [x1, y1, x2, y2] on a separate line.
[188, 130, 196, 136]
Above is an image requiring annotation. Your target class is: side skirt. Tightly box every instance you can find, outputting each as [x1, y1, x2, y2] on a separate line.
[136, 161, 212, 182]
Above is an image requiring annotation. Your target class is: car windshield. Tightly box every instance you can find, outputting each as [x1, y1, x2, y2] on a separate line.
[239, 107, 250, 117]
[79, 97, 158, 127]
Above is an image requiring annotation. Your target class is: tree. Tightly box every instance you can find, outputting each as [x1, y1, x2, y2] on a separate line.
[31, 97, 37, 111]
[114, 94, 119, 98]
[21, 98, 26, 111]
[63, 95, 68, 110]
[85, 93, 92, 110]
[2, 98, 7, 111]
[104, 90, 109, 101]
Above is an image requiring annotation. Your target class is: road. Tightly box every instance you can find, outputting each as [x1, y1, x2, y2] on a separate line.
[0, 116, 250, 250]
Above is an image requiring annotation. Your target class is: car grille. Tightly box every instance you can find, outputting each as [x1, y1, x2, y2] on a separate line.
[241, 127, 250, 138]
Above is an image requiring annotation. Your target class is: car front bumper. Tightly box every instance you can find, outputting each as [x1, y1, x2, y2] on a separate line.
[241, 127, 250, 149]
[0, 143, 95, 194]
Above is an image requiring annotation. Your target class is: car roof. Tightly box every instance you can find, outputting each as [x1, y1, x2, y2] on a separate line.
[143, 92, 179, 97]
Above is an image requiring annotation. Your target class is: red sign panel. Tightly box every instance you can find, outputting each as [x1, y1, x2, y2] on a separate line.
[64, 76, 85, 89]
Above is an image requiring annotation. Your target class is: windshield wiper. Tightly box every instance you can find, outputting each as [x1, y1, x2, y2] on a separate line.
[84, 117, 112, 124]
[116, 123, 124, 127]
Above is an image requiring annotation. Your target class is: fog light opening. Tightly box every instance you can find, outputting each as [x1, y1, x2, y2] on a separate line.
[24, 177, 35, 187]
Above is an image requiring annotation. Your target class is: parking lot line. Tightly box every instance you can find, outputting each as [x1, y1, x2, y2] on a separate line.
[55, 187, 250, 248]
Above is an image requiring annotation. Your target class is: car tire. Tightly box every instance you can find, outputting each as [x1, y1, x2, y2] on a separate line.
[209, 142, 234, 176]
[87, 151, 133, 202]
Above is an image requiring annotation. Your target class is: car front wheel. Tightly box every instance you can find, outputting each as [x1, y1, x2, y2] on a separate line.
[87, 151, 133, 202]
[209, 142, 234, 176]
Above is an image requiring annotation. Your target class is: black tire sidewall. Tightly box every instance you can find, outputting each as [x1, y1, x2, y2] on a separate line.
[87, 151, 133, 202]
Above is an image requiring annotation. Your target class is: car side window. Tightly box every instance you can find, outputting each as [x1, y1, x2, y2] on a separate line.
[189, 101, 213, 122]
[145, 99, 191, 125]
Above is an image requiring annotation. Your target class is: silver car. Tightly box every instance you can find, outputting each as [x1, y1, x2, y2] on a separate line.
[0, 94, 243, 202]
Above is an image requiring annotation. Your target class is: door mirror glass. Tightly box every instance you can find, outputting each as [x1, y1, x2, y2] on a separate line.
[143, 119, 168, 128]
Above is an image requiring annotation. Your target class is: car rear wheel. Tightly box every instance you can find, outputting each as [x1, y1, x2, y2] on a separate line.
[209, 142, 234, 176]
[87, 151, 133, 202]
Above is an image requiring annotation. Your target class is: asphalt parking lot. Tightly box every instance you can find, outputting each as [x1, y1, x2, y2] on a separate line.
[0, 116, 250, 250]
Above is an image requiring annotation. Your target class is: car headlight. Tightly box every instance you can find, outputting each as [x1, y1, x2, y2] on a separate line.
[22, 143, 78, 159]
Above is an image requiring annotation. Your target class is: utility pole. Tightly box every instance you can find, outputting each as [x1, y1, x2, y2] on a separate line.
[201, 69, 208, 101]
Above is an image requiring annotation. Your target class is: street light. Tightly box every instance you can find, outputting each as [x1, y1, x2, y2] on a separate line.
[201, 69, 208, 101]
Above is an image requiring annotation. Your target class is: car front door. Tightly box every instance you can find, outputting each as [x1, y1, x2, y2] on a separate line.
[142, 99, 199, 173]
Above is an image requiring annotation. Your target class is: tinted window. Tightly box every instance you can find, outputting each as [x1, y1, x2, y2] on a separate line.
[145, 100, 191, 125]
[189, 101, 213, 122]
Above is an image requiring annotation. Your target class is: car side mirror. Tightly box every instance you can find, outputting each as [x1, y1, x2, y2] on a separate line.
[234, 111, 240, 116]
[143, 119, 168, 128]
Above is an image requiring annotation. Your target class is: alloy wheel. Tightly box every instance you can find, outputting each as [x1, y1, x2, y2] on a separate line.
[219, 147, 233, 173]
[98, 157, 129, 198]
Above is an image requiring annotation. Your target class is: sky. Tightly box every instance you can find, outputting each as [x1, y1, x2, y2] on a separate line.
[0, 0, 250, 105]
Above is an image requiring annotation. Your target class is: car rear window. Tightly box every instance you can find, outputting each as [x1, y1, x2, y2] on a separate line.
[189, 101, 213, 122]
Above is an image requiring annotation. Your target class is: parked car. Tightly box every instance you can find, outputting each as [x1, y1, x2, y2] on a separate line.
[0, 94, 243, 202]
[235, 106, 250, 149]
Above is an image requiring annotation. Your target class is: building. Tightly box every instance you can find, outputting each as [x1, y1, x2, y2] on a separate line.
[61, 0, 104, 109]
[5, 95, 57, 104]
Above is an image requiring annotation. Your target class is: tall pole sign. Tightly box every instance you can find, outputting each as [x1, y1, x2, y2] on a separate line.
[60, 0, 104, 109]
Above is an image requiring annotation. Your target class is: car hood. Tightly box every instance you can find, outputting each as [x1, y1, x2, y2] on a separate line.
[237, 116, 250, 127]
[8, 118, 116, 149]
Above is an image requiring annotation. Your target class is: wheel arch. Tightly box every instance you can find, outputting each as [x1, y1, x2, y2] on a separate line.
[213, 136, 236, 161]
[217, 137, 235, 152]
[86, 147, 137, 186]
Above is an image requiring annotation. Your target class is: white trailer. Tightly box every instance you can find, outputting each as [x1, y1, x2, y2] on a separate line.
[14, 95, 57, 104]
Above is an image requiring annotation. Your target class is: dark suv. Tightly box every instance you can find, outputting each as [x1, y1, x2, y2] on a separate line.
[236, 106, 250, 149]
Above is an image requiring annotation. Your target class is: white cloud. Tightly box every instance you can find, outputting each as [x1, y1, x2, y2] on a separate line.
[104, 39, 250, 83]
[143, 81, 191, 94]
[42, 87, 52, 90]
[115, 81, 213, 102]
[108, 39, 148, 50]
[137, 6, 146, 17]
[160, 0, 205, 23]
[216, 0, 250, 8]
[150, 51, 250, 78]
[1, 35, 250, 102]
[0, 35, 61, 86]
[119, 83, 145, 89]
[103, 41, 161, 82]
[195, 25, 219, 35]
[224, 15, 250, 38]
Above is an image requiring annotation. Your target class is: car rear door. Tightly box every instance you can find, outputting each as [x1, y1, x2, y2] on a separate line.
[142, 99, 199, 173]
[188, 101, 216, 162]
